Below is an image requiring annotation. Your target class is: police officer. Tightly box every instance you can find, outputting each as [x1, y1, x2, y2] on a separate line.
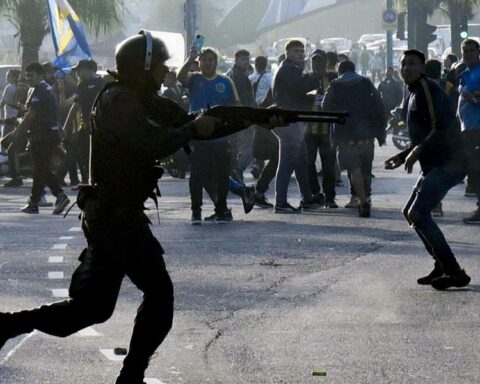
[0, 31, 223, 384]
[385, 49, 470, 290]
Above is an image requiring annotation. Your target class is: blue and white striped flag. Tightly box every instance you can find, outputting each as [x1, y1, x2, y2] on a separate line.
[46, 0, 92, 70]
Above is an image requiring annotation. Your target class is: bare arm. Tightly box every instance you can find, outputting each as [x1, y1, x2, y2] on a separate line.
[177, 49, 199, 87]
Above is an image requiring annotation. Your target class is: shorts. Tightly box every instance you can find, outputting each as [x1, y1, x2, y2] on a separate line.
[337, 140, 374, 173]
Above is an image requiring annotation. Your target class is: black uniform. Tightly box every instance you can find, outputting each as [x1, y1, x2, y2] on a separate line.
[27, 80, 64, 203]
[3, 82, 197, 383]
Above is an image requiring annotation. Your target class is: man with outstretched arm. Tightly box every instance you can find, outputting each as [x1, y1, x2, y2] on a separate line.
[0, 31, 283, 384]
[385, 49, 471, 290]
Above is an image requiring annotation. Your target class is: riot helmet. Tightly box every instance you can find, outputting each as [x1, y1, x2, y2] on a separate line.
[114, 30, 170, 90]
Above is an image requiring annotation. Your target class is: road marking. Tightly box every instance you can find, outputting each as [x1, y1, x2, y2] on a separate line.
[52, 288, 69, 298]
[75, 327, 102, 337]
[52, 243, 68, 250]
[69, 227, 82, 232]
[48, 271, 64, 279]
[59, 236, 74, 240]
[48, 256, 64, 263]
[145, 379, 166, 384]
[0, 331, 37, 365]
[100, 349, 126, 361]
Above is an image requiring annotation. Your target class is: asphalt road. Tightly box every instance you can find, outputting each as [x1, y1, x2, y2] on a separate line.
[0, 142, 479, 384]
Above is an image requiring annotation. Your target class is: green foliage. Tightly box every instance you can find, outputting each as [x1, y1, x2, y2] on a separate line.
[0, 0, 124, 38]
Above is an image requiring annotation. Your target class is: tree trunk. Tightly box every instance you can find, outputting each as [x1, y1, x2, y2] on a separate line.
[18, 0, 48, 69]
[449, 0, 462, 57]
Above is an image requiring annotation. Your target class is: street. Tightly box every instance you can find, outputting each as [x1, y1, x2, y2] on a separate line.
[0, 142, 479, 384]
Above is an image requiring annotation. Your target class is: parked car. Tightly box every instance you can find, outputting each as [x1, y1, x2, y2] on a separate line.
[358, 33, 385, 47]
[320, 37, 352, 53]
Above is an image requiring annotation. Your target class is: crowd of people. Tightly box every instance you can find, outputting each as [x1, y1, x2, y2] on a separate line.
[1, 30, 480, 384]
[1, 38, 480, 224]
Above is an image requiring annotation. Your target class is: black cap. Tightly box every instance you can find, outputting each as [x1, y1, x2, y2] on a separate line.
[72, 59, 98, 72]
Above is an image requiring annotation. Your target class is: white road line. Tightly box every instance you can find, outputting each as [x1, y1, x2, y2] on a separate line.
[100, 349, 126, 361]
[48, 271, 64, 279]
[48, 256, 64, 263]
[51, 288, 69, 298]
[52, 243, 68, 250]
[0, 331, 37, 365]
[59, 236, 74, 240]
[75, 327, 102, 337]
[145, 379, 166, 384]
[69, 227, 82, 232]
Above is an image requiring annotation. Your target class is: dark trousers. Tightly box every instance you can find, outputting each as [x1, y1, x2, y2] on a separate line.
[57, 138, 80, 185]
[30, 140, 63, 203]
[256, 155, 278, 194]
[189, 141, 231, 213]
[462, 130, 480, 206]
[11, 216, 173, 382]
[6, 134, 26, 179]
[403, 167, 465, 273]
[305, 132, 336, 200]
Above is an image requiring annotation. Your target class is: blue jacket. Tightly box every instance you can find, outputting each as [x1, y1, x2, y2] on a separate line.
[322, 71, 386, 145]
[400, 76, 466, 174]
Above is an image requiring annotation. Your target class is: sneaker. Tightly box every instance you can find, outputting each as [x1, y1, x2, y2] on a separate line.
[3, 177, 22, 187]
[463, 208, 480, 224]
[324, 199, 338, 208]
[430, 269, 471, 290]
[21, 203, 39, 214]
[417, 265, 444, 285]
[358, 202, 371, 218]
[204, 213, 217, 222]
[274, 202, 301, 214]
[254, 193, 273, 209]
[38, 194, 53, 207]
[301, 199, 321, 211]
[432, 202, 444, 217]
[215, 209, 233, 223]
[52, 193, 70, 215]
[191, 210, 202, 225]
[345, 196, 360, 208]
[312, 193, 325, 206]
[242, 186, 255, 214]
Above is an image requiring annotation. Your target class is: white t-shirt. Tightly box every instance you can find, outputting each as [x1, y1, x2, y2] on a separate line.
[2, 83, 17, 119]
[249, 71, 273, 105]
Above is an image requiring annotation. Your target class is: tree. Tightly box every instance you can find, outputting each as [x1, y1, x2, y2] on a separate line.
[440, 0, 480, 57]
[0, 0, 124, 68]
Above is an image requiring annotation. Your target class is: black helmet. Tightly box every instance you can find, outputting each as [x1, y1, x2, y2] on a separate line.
[115, 30, 169, 81]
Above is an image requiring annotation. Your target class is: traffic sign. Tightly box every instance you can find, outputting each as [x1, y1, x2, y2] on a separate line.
[383, 9, 397, 31]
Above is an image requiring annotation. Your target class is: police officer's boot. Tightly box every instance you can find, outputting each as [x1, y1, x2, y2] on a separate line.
[0, 312, 34, 350]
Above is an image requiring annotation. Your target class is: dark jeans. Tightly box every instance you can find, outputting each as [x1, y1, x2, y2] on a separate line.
[6, 133, 27, 179]
[189, 141, 231, 213]
[30, 140, 63, 203]
[462, 130, 480, 206]
[10, 212, 173, 382]
[305, 132, 336, 200]
[403, 167, 466, 273]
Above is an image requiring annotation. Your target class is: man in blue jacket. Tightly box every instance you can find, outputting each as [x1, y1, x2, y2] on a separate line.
[385, 49, 470, 290]
[322, 60, 386, 217]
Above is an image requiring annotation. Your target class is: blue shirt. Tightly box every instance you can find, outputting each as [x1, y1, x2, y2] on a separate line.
[187, 73, 239, 113]
[458, 63, 480, 131]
